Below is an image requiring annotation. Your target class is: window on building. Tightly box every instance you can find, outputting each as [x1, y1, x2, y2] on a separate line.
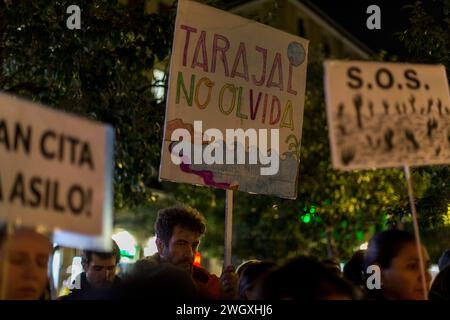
[323, 41, 331, 57]
[297, 19, 306, 37]
[158, 2, 171, 17]
[152, 69, 166, 103]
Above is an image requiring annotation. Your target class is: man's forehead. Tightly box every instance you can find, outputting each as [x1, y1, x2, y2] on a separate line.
[90, 254, 117, 265]
[171, 225, 201, 241]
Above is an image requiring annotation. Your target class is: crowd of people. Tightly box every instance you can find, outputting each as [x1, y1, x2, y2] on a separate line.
[0, 205, 449, 300]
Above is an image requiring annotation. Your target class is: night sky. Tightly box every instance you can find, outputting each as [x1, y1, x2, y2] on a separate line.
[229, 0, 446, 59]
[308, 0, 416, 58]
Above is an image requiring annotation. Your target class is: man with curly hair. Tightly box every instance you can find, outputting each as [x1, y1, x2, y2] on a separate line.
[133, 206, 238, 300]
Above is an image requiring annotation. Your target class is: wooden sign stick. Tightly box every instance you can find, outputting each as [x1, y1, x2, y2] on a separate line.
[404, 165, 428, 300]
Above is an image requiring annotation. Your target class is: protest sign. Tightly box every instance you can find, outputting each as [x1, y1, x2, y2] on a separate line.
[324, 60, 450, 170]
[159, 0, 309, 199]
[0, 93, 114, 249]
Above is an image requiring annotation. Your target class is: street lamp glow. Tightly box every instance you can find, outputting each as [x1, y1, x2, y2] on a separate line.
[112, 230, 137, 259]
[144, 236, 158, 257]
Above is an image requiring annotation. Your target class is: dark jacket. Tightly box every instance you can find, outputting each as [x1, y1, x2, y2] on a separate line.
[59, 272, 121, 300]
[133, 254, 221, 300]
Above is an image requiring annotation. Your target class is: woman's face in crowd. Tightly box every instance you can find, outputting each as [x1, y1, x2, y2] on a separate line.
[381, 242, 432, 300]
[0, 230, 51, 300]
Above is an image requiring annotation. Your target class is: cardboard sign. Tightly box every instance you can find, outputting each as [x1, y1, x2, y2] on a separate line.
[159, 0, 309, 199]
[0, 93, 114, 249]
[324, 60, 450, 170]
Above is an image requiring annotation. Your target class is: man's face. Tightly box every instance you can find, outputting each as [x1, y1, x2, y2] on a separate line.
[157, 225, 200, 274]
[84, 254, 117, 288]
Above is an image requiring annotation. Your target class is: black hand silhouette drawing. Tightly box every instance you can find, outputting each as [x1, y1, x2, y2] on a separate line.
[366, 135, 372, 147]
[353, 94, 363, 129]
[409, 95, 416, 113]
[341, 148, 355, 165]
[383, 100, 389, 115]
[427, 98, 433, 114]
[435, 146, 441, 156]
[437, 99, 443, 116]
[405, 129, 420, 150]
[396, 103, 402, 115]
[427, 118, 438, 138]
[384, 129, 394, 151]
[338, 103, 345, 118]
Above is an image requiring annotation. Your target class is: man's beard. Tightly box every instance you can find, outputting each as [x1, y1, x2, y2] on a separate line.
[172, 258, 193, 274]
[161, 254, 193, 274]
[182, 261, 194, 273]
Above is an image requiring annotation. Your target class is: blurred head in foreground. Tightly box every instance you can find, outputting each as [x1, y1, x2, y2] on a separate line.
[0, 225, 51, 300]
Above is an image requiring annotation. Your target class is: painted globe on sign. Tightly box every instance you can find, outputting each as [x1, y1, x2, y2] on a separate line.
[287, 42, 306, 67]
